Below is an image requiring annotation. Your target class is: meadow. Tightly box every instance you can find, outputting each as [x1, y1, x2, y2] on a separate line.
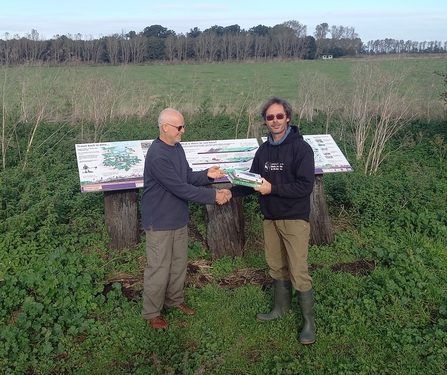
[1, 56, 447, 374]
[2, 55, 446, 124]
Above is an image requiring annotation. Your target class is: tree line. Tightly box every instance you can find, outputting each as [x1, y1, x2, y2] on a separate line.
[0, 21, 446, 66]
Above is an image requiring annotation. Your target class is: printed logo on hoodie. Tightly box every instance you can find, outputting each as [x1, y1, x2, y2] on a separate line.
[264, 162, 284, 172]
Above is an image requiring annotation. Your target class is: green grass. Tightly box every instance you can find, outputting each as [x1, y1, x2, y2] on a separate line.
[21, 261, 444, 374]
[4, 56, 445, 120]
[79, 56, 447, 96]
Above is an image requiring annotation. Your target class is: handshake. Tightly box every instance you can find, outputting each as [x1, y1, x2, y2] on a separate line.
[215, 189, 232, 205]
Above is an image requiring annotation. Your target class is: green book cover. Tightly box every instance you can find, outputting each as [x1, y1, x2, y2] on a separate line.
[228, 172, 262, 188]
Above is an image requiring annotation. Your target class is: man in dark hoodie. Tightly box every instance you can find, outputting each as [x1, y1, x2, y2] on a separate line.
[229, 97, 316, 344]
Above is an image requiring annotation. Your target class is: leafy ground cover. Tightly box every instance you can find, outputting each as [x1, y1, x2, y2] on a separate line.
[1, 60, 447, 374]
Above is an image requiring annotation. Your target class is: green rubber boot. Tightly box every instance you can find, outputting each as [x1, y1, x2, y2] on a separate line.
[297, 288, 316, 345]
[256, 279, 292, 321]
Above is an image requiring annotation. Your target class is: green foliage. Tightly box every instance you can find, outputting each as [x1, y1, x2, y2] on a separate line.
[0, 247, 107, 374]
[189, 201, 207, 240]
[1, 100, 447, 373]
[324, 131, 447, 233]
[188, 241, 210, 261]
[435, 64, 447, 105]
[183, 101, 250, 141]
[208, 255, 245, 279]
[430, 134, 447, 172]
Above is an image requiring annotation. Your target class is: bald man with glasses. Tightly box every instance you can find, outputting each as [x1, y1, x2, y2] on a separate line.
[141, 107, 229, 329]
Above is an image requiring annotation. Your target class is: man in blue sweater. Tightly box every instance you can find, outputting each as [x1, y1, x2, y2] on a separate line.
[141, 107, 229, 329]
[229, 97, 316, 344]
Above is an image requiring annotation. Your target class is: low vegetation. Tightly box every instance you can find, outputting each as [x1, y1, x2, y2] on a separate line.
[1, 58, 447, 374]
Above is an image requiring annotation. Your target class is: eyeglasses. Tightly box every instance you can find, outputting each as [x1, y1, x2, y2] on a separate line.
[165, 123, 185, 131]
[266, 113, 286, 121]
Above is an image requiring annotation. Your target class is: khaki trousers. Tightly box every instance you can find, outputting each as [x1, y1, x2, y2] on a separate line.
[141, 225, 188, 320]
[263, 219, 312, 292]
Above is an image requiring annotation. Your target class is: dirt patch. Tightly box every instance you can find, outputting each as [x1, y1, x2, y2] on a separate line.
[330, 259, 375, 276]
[104, 275, 142, 302]
[185, 260, 272, 290]
[104, 260, 273, 301]
[104, 259, 375, 301]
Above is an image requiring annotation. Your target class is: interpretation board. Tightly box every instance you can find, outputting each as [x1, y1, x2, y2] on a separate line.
[76, 135, 352, 193]
[75, 138, 260, 193]
[261, 134, 354, 174]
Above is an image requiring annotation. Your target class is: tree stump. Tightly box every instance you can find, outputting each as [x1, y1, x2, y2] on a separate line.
[205, 183, 245, 259]
[309, 174, 334, 246]
[104, 189, 140, 251]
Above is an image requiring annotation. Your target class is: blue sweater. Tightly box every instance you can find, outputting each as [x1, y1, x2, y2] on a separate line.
[141, 138, 216, 230]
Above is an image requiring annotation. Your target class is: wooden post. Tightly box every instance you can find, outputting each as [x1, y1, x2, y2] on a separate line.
[309, 174, 335, 246]
[104, 189, 140, 251]
[205, 183, 245, 259]
[100, 174, 334, 255]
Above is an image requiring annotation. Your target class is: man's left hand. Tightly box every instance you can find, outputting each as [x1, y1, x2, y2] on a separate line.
[207, 166, 227, 179]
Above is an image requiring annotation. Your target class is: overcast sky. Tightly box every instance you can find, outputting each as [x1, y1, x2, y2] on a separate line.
[1, 0, 446, 42]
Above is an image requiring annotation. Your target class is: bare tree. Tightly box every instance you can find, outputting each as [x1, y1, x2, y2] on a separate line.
[175, 34, 188, 61]
[364, 73, 415, 174]
[104, 35, 121, 64]
[284, 20, 307, 58]
[238, 32, 253, 61]
[83, 36, 104, 64]
[253, 35, 268, 60]
[120, 38, 131, 64]
[315, 76, 345, 135]
[344, 63, 378, 160]
[164, 34, 176, 62]
[1, 67, 22, 169]
[73, 33, 83, 61]
[20, 68, 63, 170]
[343, 62, 416, 174]
[200, 30, 219, 62]
[295, 70, 324, 122]
[314, 23, 329, 58]
[194, 33, 207, 61]
[271, 24, 294, 58]
[221, 33, 231, 60]
[130, 35, 147, 63]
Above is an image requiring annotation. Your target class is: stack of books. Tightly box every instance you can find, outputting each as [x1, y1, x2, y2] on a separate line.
[227, 170, 263, 188]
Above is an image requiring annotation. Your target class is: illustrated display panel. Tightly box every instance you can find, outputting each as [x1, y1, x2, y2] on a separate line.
[261, 134, 353, 174]
[75, 139, 260, 192]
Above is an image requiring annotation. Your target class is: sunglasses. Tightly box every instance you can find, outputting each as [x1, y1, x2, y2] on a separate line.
[165, 123, 185, 131]
[266, 113, 286, 121]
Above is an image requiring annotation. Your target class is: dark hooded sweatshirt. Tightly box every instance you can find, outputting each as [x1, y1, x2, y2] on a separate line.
[231, 125, 315, 222]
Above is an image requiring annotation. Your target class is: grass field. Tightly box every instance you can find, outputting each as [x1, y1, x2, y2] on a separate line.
[91, 55, 445, 108]
[5, 55, 446, 120]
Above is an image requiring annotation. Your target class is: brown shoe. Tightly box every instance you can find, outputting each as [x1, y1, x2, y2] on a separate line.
[175, 303, 195, 315]
[149, 316, 169, 330]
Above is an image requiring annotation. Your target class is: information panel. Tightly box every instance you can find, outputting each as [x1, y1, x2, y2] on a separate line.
[261, 134, 354, 174]
[76, 135, 352, 193]
[75, 139, 260, 193]
[303, 134, 354, 174]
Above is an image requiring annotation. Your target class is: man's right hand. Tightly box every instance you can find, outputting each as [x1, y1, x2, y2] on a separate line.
[215, 189, 232, 205]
